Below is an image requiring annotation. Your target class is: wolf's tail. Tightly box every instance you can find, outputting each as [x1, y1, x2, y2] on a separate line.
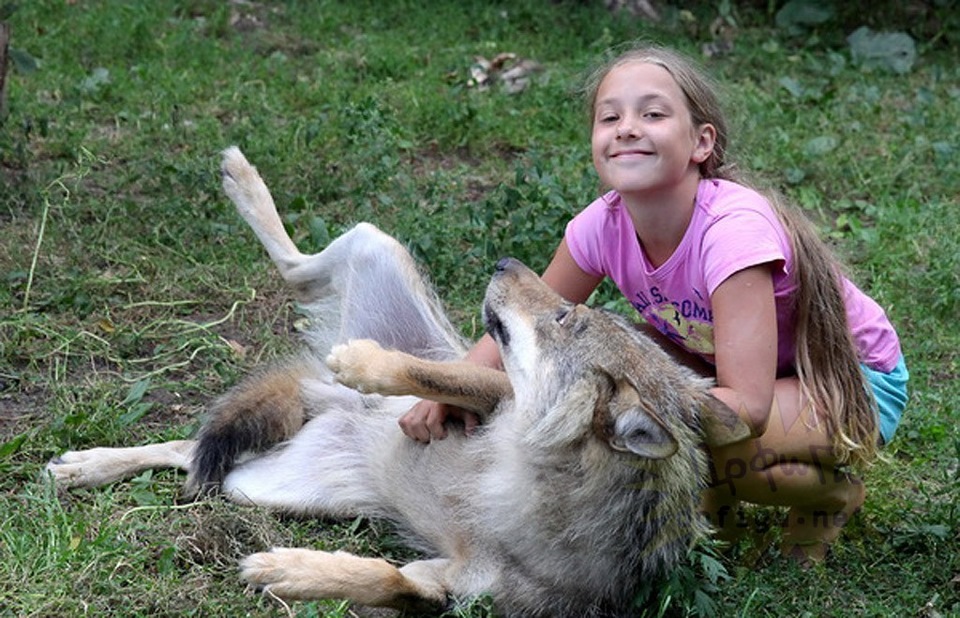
[185, 362, 310, 496]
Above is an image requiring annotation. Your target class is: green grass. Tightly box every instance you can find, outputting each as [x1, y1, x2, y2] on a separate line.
[1, 1, 958, 616]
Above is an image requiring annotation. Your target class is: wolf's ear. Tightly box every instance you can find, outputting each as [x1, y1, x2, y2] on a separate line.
[606, 382, 679, 458]
[610, 407, 679, 458]
[700, 394, 752, 446]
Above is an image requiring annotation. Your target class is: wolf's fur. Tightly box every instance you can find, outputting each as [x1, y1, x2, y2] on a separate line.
[46, 147, 750, 616]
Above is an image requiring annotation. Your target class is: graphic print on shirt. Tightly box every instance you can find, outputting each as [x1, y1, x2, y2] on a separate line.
[631, 286, 716, 360]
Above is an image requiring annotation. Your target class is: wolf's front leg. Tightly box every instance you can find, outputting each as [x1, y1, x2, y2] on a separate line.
[241, 548, 448, 611]
[326, 339, 512, 417]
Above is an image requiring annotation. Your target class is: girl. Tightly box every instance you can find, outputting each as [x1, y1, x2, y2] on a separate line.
[400, 45, 908, 564]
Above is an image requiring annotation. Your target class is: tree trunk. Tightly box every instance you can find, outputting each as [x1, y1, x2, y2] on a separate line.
[0, 22, 9, 116]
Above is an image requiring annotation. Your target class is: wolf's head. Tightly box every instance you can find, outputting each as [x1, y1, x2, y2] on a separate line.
[481, 257, 752, 594]
[483, 258, 750, 457]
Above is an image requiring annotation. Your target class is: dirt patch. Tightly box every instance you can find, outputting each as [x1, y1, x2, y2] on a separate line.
[406, 143, 518, 204]
[0, 382, 49, 441]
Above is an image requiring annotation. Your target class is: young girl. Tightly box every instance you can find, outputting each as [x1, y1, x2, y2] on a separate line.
[399, 45, 909, 564]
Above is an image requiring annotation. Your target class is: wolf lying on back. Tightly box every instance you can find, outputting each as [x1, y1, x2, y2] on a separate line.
[47, 147, 750, 616]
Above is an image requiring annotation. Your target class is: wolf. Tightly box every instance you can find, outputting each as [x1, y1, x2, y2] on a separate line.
[46, 147, 750, 616]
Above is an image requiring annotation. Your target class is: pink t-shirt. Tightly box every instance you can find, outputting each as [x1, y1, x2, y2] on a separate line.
[565, 179, 901, 374]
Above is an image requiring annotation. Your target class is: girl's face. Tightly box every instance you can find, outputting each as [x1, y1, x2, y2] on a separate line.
[591, 61, 714, 200]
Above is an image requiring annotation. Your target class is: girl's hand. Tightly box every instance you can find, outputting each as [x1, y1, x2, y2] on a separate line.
[398, 399, 479, 443]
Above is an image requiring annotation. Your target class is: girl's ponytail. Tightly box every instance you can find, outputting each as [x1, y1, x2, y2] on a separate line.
[770, 194, 879, 468]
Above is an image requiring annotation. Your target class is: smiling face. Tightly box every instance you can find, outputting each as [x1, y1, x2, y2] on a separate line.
[591, 61, 715, 199]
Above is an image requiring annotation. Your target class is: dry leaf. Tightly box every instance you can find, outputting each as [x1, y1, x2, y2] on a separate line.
[467, 53, 541, 94]
[225, 339, 247, 359]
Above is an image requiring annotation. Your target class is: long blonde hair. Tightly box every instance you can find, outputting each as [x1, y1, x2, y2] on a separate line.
[584, 45, 879, 468]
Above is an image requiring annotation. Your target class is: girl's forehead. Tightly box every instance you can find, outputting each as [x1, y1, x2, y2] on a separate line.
[596, 61, 683, 100]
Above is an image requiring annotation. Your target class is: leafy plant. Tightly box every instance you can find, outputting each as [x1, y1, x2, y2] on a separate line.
[632, 541, 732, 617]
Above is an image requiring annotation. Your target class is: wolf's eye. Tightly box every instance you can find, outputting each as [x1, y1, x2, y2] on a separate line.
[555, 307, 573, 326]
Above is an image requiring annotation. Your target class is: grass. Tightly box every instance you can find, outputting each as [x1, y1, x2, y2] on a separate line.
[1, 0, 958, 616]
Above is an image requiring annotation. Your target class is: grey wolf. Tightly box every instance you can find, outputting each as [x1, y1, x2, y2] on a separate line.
[46, 147, 750, 616]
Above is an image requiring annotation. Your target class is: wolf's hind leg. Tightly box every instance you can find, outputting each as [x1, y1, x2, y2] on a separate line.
[320, 223, 466, 360]
[46, 440, 195, 489]
[220, 148, 464, 360]
[241, 548, 449, 611]
[269, 221, 465, 361]
[220, 146, 305, 286]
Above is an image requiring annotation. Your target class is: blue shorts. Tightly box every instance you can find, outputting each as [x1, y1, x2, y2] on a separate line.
[863, 355, 909, 444]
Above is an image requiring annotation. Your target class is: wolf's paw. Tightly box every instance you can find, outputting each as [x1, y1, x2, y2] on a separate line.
[220, 147, 260, 212]
[44, 449, 116, 488]
[241, 547, 338, 601]
[220, 147, 249, 193]
[326, 339, 401, 395]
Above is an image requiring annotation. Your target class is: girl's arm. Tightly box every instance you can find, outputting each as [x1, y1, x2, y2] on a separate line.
[709, 263, 779, 437]
[541, 238, 604, 304]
